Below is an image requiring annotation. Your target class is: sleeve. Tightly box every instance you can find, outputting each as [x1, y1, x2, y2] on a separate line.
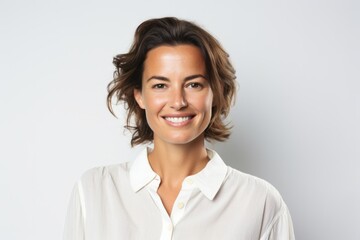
[63, 181, 86, 240]
[263, 204, 295, 240]
[259, 181, 296, 240]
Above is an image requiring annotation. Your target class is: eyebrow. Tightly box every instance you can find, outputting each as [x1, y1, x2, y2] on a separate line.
[146, 74, 207, 82]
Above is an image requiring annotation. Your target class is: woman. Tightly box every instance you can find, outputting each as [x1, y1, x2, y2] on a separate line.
[64, 17, 295, 240]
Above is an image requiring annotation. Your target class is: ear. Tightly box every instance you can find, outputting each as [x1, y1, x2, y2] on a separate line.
[134, 88, 145, 109]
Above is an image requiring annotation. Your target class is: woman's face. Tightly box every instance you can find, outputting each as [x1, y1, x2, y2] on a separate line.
[134, 44, 213, 146]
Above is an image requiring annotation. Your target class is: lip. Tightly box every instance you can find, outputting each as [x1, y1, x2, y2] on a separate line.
[161, 114, 195, 127]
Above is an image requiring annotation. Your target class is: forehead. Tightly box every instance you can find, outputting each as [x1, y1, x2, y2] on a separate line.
[142, 44, 206, 76]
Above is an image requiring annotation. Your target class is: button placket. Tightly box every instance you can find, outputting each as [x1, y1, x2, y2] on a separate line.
[170, 178, 196, 226]
[159, 219, 173, 240]
[167, 223, 173, 231]
[147, 176, 174, 240]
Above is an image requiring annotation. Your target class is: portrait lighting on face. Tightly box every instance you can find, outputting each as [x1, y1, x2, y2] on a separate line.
[134, 44, 213, 146]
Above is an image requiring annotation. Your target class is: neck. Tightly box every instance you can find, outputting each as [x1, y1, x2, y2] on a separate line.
[148, 137, 209, 188]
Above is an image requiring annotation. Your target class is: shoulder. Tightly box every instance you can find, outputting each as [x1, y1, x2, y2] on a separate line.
[226, 167, 280, 193]
[225, 167, 286, 215]
[78, 161, 133, 190]
[225, 167, 294, 238]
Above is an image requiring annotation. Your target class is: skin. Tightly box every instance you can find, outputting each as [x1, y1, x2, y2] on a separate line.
[134, 44, 214, 215]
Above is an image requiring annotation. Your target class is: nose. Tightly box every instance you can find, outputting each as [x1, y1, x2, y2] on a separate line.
[170, 87, 188, 110]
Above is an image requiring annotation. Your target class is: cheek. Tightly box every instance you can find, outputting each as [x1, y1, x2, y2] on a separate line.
[206, 92, 214, 108]
[191, 92, 213, 111]
[143, 93, 167, 112]
[203, 93, 214, 120]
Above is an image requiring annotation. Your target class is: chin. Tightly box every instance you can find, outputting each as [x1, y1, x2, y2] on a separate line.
[160, 133, 204, 146]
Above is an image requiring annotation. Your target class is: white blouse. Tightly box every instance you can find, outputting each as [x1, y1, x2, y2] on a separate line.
[63, 148, 295, 240]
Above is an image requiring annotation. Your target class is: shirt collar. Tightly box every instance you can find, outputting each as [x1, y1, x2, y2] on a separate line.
[129, 147, 228, 201]
[129, 147, 158, 192]
[191, 149, 228, 200]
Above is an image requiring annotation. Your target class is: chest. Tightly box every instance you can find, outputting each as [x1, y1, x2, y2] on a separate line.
[84, 187, 265, 240]
[156, 184, 181, 216]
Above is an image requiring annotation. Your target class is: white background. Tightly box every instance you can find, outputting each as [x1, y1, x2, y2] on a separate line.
[1, 0, 359, 239]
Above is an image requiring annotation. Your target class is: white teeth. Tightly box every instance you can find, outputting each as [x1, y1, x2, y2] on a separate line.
[165, 116, 191, 123]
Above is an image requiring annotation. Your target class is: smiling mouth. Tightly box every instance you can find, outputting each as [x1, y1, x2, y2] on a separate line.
[163, 116, 194, 123]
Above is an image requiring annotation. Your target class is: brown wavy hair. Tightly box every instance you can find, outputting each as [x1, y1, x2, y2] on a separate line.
[107, 17, 236, 146]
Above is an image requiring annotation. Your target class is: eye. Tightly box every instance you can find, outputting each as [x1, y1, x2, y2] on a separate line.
[187, 82, 203, 89]
[152, 83, 166, 89]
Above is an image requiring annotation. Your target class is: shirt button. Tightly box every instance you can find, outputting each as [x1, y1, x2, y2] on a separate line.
[177, 202, 184, 209]
[186, 178, 194, 184]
